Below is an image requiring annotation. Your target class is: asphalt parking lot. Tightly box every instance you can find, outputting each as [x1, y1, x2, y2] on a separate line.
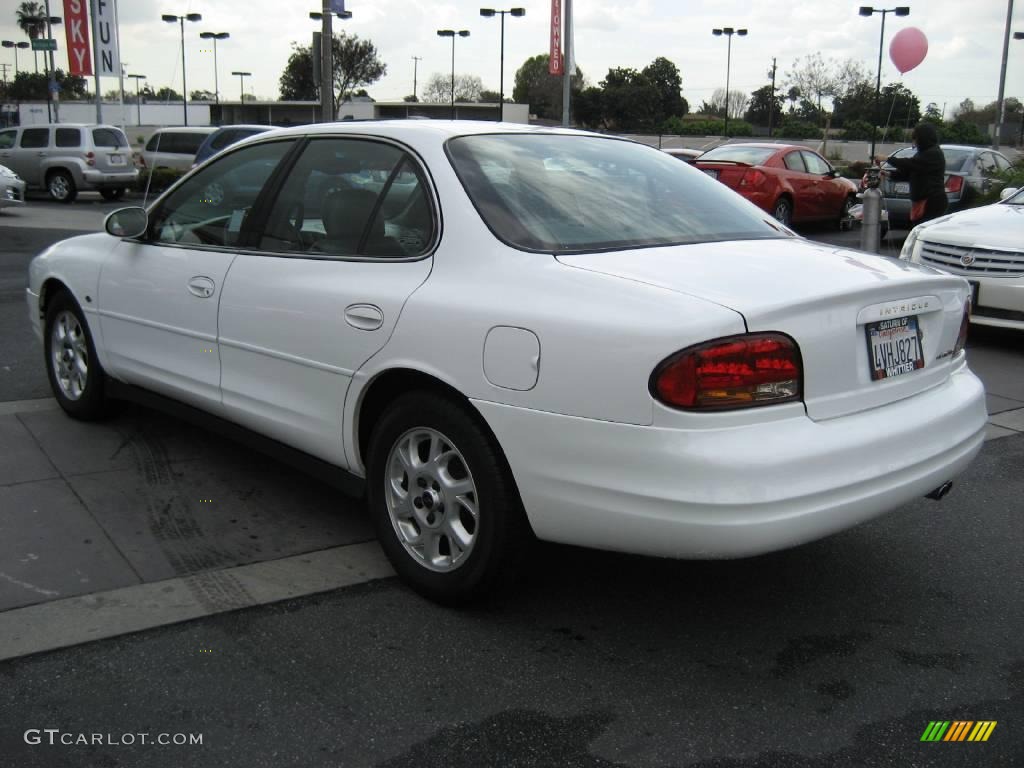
[1, 196, 1021, 766]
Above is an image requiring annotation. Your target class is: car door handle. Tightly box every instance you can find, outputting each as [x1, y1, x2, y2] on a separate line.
[344, 303, 384, 331]
[187, 276, 216, 299]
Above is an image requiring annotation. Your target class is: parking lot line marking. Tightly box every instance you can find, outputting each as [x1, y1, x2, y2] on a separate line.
[0, 398, 60, 416]
[0, 542, 395, 662]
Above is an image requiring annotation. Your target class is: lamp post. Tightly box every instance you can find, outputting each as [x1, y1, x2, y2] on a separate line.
[310, 5, 352, 123]
[437, 29, 470, 119]
[480, 8, 525, 122]
[859, 6, 910, 162]
[41, 7, 62, 123]
[712, 26, 748, 138]
[127, 73, 146, 125]
[2, 41, 31, 75]
[162, 12, 202, 125]
[199, 31, 229, 105]
[231, 70, 251, 104]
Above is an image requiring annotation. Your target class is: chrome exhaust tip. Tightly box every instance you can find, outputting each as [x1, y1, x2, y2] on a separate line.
[925, 481, 953, 501]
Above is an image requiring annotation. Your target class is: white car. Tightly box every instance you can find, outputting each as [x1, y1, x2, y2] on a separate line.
[901, 186, 1024, 331]
[26, 121, 987, 604]
[0, 163, 26, 209]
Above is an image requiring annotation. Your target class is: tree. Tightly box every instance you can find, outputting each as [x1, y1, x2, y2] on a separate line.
[277, 32, 386, 108]
[512, 53, 582, 121]
[784, 53, 836, 124]
[922, 102, 943, 124]
[641, 57, 687, 124]
[700, 88, 747, 120]
[478, 90, 502, 103]
[153, 86, 183, 102]
[573, 86, 604, 128]
[421, 73, 484, 103]
[745, 85, 783, 127]
[831, 80, 876, 127]
[599, 67, 661, 131]
[16, 2, 45, 73]
[190, 89, 216, 102]
[6, 69, 88, 100]
[879, 82, 921, 130]
[403, 94, 418, 103]
[279, 42, 317, 100]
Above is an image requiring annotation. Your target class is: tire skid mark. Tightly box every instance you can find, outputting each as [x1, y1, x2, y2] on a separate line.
[125, 424, 254, 612]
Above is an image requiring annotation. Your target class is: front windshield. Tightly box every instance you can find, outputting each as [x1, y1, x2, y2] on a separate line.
[446, 134, 788, 254]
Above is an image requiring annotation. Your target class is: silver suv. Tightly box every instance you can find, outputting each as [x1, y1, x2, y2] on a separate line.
[0, 123, 138, 203]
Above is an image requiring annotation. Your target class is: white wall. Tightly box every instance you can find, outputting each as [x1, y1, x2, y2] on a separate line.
[17, 101, 210, 128]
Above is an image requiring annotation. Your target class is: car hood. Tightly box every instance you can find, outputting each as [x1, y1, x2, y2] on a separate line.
[912, 202, 1024, 249]
[558, 237, 971, 421]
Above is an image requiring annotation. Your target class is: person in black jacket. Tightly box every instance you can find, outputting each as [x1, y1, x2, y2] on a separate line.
[876, 122, 947, 224]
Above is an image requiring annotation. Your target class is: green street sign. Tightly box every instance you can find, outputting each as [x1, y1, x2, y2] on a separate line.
[31, 39, 57, 51]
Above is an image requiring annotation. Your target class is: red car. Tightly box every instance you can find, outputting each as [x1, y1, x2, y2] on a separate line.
[694, 143, 858, 227]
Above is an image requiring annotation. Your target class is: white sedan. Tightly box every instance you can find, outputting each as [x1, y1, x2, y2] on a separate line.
[901, 186, 1024, 331]
[26, 121, 987, 604]
[0, 163, 26, 209]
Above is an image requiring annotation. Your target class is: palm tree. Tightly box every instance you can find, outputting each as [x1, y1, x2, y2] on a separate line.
[16, 2, 46, 74]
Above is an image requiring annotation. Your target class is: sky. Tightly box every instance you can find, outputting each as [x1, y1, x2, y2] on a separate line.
[1, 0, 1021, 119]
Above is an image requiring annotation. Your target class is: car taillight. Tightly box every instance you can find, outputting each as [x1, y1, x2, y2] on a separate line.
[650, 333, 802, 411]
[85, 151, 95, 167]
[945, 175, 963, 193]
[954, 298, 970, 355]
[739, 168, 767, 187]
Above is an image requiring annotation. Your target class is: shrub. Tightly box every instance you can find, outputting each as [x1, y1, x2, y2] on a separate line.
[776, 117, 820, 140]
[661, 117, 752, 136]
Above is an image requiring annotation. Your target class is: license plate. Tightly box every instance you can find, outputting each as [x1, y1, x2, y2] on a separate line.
[702, 169, 719, 180]
[866, 315, 924, 381]
[894, 181, 909, 195]
[108, 154, 125, 165]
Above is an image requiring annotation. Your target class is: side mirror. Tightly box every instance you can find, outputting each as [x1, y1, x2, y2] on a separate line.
[999, 186, 1019, 201]
[104, 207, 148, 238]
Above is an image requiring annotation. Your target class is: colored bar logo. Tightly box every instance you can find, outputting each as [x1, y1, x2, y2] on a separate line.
[921, 721, 997, 742]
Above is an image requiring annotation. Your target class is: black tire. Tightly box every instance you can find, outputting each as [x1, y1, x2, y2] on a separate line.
[100, 187, 126, 202]
[43, 290, 109, 420]
[838, 195, 856, 230]
[47, 169, 78, 203]
[367, 391, 528, 605]
[772, 196, 793, 226]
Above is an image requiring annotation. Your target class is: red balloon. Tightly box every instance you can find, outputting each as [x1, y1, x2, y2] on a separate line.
[889, 27, 928, 74]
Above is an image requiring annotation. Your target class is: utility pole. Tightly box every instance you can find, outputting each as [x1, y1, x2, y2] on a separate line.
[560, 0, 572, 127]
[320, 0, 333, 122]
[767, 57, 777, 138]
[91, 0, 101, 123]
[993, 0, 1014, 149]
[44, 0, 60, 123]
[412, 55, 422, 101]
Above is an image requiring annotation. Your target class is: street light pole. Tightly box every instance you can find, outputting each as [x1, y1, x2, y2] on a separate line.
[309, 5, 352, 122]
[199, 31, 229, 105]
[43, 3, 62, 123]
[162, 12, 202, 126]
[712, 26, 748, 138]
[993, 0, 1015, 149]
[2, 41, 31, 76]
[231, 70, 251, 104]
[437, 29, 470, 119]
[128, 73, 145, 125]
[859, 6, 910, 162]
[480, 8, 525, 122]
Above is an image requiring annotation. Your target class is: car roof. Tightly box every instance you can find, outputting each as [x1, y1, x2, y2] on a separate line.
[151, 126, 217, 133]
[11, 123, 123, 130]
[253, 120, 600, 142]
[210, 124, 273, 133]
[705, 142, 805, 151]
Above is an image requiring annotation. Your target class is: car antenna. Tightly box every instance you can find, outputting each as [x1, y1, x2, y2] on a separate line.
[142, 131, 162, 208]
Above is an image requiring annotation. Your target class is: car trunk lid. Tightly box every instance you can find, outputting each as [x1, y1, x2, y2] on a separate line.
[694, 161, 751, 190]
[557, 238, 971, 421]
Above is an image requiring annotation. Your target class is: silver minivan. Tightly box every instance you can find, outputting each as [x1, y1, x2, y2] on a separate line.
[140, 127, 217, 172]
[0, 123, 138, 203]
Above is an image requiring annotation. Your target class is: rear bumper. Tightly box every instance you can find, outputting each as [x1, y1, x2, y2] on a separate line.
[473, 363, 987, 559]
[82, 169, 138, 188]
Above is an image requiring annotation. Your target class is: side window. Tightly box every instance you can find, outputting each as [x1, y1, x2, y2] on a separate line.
[994, 154, 1012, 173]
[783, 152, 806, 172]
[977, 153, 999, 177]
[148, 140, 294, 248]
[210, 130, 239, 151]
[92, 128, 127, 148]
[55, 128, 82, 148]
[801, 151, 830, 175]
[179, 133, 208, 155]
[0, 130, 16, 149]
[145, 134, 160, 152]
[257, 138, 434, 258]
[20, 128, 50, 149]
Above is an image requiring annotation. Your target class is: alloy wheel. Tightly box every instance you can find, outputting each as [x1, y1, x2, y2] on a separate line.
[50, 310, 89, 400]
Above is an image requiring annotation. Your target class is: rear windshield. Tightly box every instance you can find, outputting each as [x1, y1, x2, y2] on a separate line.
[92, 128, 128, 148]
[892, 146, 972, 172]
[149, 131, 208, 154]
[446, 134, 788, 254]
[210, 128, 262, 151]
[698, 146, 775, 165]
